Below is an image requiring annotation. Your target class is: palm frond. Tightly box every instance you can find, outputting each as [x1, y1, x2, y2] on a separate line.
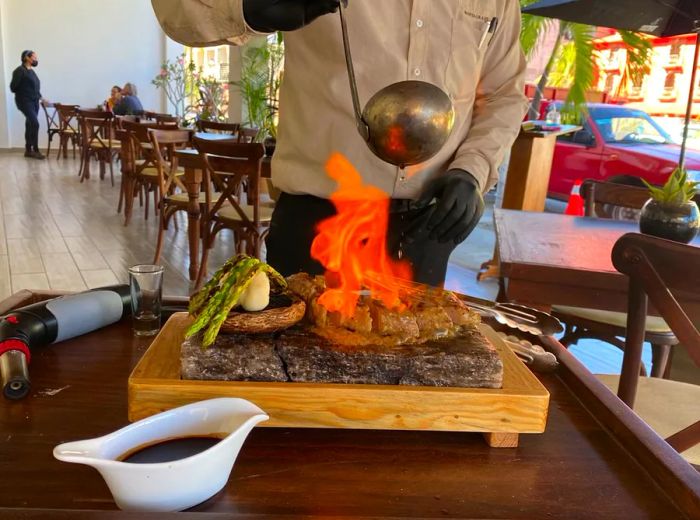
[547, 42, 576, 87]
[520, 14, 556, 59]
[618, 30, 653, 92]
[561, 22, 596, 124]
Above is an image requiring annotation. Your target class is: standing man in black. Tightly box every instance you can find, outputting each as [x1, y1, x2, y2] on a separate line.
[10, 50, 45, 160]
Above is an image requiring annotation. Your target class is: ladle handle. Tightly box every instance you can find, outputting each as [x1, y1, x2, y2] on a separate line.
[338, 2, 370, 141]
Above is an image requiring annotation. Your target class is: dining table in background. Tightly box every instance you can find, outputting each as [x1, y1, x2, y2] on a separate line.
[495, 209, 700, 313]
[175, 136, 271, 281]
[0, 289, 699, 519]
[477, 123, 582, 281]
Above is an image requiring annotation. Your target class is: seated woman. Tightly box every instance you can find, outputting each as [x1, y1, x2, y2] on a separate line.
[113, 82, 144, 116]
[105, 85, 121, 111]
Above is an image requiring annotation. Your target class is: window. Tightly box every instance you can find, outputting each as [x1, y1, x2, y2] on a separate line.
[206, 49, 216, 67]
[604, 73, 616, 92]
[591, 110, 672, 145]
[669, 42, 682, 61]
[664, 71, 677, 94]
[557, 120, 594, 145]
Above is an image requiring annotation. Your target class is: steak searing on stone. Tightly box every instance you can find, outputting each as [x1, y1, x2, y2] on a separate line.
[286, 273, 481, 347]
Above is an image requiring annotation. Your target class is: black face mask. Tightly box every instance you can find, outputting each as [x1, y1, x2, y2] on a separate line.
[31, 60, 38, 67]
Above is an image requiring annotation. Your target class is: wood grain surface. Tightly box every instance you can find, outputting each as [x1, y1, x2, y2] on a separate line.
[1, 293, 699, 518]
[128, 314, 549, 440]
[495, 209, 700, 312]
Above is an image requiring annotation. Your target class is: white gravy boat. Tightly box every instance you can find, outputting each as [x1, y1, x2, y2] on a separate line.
[54, 398, 268, 512]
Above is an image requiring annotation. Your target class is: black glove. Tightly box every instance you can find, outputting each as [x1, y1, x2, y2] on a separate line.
[412, 170, 485, 245]
[243, 0, 343, 32]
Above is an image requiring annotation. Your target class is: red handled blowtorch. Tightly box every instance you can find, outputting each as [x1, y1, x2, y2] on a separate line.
[0, 285, 131, 400]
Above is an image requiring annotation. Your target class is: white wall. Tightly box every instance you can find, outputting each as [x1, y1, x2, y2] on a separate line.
[0, 0, 183, 149]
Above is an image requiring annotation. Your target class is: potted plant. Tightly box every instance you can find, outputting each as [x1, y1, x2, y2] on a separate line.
[262, 111, 278, 157]
[232, 33, 284, 156]
[640, 166, 699, 243]
[152, 53, 200, 125]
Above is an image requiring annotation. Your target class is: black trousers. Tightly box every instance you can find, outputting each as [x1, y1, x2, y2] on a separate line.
[16, 99, 39, 152]
[266, 193, 458, 287]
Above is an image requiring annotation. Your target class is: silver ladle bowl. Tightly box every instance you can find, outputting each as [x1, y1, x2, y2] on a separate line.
[339, 3, 455, 168]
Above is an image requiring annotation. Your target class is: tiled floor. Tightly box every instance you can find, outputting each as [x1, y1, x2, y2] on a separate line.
[0, 151, 696, 383]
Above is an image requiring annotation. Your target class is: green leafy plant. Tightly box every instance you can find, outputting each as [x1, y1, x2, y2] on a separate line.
[520, 0, 652, 122]
[197, 76, 229, 122]
[644, 167, 699, 206]
[152, 54, 199, 120]
[232, 33, 284, 141]
[153, 53, 230, 127]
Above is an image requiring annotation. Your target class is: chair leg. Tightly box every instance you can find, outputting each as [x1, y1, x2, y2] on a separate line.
[663, 348, 674, 379]
[153, 209, 169, 265]
[650, 344, 672, 378]
[46, 134, 52, 158]
[117, 178, 125, 214]
[99, 154, 106, 180]
[144, 187, 150, 220]
[195, 228, 216, 289]
[559, 327, 583, 348]
[109, 158, 115, 187]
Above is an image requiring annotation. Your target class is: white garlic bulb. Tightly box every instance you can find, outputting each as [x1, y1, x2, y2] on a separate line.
[239, 271, 270, 312]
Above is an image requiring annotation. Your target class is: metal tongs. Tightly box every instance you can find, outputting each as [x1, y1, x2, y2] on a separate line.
[456, 295, 564, 337]
[496, 333, 559, 373]
[361, 272, 564, 338]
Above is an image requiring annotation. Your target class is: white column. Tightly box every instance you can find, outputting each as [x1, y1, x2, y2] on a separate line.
[0, 2, 13, 149]
[228, 45, 243, 123]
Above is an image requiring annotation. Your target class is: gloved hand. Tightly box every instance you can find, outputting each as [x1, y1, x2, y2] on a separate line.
[412, 170, 485, 245]
[243, 0, 343, 32]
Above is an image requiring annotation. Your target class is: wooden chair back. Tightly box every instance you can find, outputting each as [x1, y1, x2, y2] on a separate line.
[144, 111, 178, 124]
[236, 127, 259, 143]
[56, 104, 80, 135]
[612, 233, 700, 454]
[148, 128, 193, 195]
[581, 180, 650, 219]
[42, 102, 60, 133]
[192, 136, 265, 225]
[77, 109, 114, 150]
[196, 119, 240, 135]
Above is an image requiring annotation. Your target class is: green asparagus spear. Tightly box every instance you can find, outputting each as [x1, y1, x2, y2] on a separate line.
[260, 263, 287, 291]
[201, 260, 261, 347]
[189, 254, 248, 314]
[186, 257, 258, 338]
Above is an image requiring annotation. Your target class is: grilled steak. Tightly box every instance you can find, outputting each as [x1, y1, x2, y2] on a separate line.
[286, 273, 481, 346]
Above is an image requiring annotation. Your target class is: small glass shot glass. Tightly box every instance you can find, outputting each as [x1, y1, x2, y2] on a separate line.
[128, 265, 164, 337]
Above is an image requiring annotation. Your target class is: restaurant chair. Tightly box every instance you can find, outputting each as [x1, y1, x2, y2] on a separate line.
[148, 128, 199, 264]
[55, 103, 81, 160]
[236, 127, 259, 143]
[196, 119, 240, 135]
[554, 180, 678, 378]
[123, 121, 182, 221]
[115, 128, 135, 225]
[605, 232, 700, 466]
[144, 111, 179, 124]
[193, 137, 270, 286]
[41, 101, 61, 158]
[77, 109, 120, 185]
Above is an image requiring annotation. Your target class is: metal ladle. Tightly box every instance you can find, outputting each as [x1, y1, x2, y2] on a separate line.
[338, 2, 456, 168]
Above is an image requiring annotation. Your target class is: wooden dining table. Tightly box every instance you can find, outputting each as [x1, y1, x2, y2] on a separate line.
[1, 290, 699, 518]
[495, 209, 700, 312]
[175, 136, 272, 281]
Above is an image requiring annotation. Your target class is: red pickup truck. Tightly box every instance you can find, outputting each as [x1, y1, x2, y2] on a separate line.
[547, 103, 700, 198]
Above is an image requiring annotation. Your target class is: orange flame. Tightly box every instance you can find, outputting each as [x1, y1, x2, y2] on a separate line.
[310, 153, 412, 318]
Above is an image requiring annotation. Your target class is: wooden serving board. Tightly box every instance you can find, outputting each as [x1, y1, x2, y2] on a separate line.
[128, 313, 549, 448]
